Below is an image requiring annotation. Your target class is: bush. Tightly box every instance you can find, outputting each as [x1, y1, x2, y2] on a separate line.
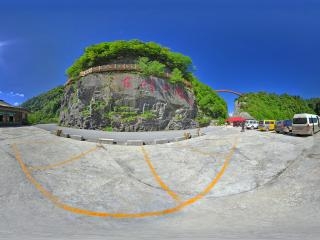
[140, 111, 156, 120]
[196, 115, 211, 127]
[137, 57, 165, 77]
[169, 68, 184, 84]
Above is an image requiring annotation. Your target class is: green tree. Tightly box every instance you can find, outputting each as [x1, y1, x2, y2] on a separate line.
[169, 68, 184, 84]
[137, 57, 165, 77]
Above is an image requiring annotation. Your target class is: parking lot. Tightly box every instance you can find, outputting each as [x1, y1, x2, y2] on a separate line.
[0, 126, 319, 239]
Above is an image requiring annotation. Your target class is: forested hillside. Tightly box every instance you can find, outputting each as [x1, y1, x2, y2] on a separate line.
[21, 86, 64, 124]
[237, 92, 315, 120]
[306, 98, 320, 115]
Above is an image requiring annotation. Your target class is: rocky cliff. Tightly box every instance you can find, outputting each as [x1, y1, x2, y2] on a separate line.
[233, 100, 255, 119]
[59, 72, 197, 131]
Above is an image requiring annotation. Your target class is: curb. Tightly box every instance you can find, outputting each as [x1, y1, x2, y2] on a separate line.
[70, 134, 85, 141]
[126, 140, 144, 146]
[153, 138, 169, 144]
[98, 138, 116, 144]
[50, 129, 204, 145]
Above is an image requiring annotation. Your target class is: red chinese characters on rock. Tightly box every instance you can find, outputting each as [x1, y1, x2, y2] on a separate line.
[175, 87, 186, 100]
[149, 79, 155, 93]
[122, 76, 132, 89]
[175, 87, 193, 105]
[162, 83, 170, 92]
[140, 80, 148, 89]
[139, 79, 156, 93]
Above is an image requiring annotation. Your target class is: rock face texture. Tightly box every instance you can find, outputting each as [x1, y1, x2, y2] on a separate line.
[59, 73, 198, 131]
[233, 99, 255, 119]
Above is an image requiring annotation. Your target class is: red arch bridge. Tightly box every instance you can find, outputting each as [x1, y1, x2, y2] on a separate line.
[215, 89, 243, 96]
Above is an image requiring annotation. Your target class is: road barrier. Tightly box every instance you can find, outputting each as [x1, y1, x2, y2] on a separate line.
[98, 138, 116, 144]
[153, 139, 169, 144]
[70, 135, 85, 141]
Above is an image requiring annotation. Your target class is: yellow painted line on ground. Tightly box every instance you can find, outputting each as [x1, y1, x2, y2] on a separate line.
[12, 136, 238, 219]
[140, 146, 181, 203]
[28, 146, 98, 171]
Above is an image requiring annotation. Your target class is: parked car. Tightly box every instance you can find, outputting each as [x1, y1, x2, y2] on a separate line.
[245, 119, 259, 129]
[258, 120, 276, 131]
[275, 119, 292, 134]
[292, 113, 320, 136]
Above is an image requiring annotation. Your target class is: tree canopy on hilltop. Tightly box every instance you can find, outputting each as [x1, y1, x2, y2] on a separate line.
[66, 40, 192, 79]
[237, 92, 315, 120]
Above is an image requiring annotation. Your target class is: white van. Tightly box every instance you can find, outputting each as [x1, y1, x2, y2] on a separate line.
[292, 113, 320, 136]
[245, 119, 258, 129]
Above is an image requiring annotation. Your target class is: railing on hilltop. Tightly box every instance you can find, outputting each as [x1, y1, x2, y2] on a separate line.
[65, 63, 192, 88]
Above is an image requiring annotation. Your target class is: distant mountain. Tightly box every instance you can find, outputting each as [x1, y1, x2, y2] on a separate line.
[21, 86, 64, 124]
[236, 92, 315, 120]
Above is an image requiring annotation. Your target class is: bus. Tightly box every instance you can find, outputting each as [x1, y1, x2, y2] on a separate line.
[292, 113, 320, 136]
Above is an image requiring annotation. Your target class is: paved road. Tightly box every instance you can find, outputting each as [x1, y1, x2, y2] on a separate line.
[35, 124, 217, 144]
[1, 126, 319, 239]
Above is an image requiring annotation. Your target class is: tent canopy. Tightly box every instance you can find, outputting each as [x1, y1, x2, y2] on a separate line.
[226, 116, 246, 123]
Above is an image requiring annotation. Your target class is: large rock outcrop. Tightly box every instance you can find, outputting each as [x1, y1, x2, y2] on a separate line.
[59, 73, 198, 131]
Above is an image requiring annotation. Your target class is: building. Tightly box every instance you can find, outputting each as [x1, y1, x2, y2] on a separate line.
[0, 100, 29, 126]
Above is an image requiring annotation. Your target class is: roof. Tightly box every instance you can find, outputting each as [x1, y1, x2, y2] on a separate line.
[0, 100, 30, 113]
[0, 100, 13, 107]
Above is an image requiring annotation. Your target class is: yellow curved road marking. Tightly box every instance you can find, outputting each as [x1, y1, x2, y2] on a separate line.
[140, 146, 181, 203]
[12, 137, 238, 218]
[28, 146, 98, 171]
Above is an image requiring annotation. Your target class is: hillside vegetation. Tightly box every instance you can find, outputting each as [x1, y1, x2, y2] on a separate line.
[21, 86, 64, 124]
[306, 98, 320, 115]
[67, 39, 228, 122]
[66, 40, 192, 80]
[237, 92, 315, 120]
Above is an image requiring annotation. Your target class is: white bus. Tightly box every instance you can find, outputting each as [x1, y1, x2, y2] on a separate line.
[292, 113, 320, 136]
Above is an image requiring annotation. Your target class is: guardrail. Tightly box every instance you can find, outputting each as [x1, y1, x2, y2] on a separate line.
[65, 63, 192, 88]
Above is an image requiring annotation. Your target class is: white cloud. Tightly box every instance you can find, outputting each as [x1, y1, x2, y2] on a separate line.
[229, 112, 234, 116]
[13, 102, 20, 106]
[0, 90, 2, 94]
[7, 91, 25, 97]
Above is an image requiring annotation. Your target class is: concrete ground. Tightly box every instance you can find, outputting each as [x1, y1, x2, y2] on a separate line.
[0, 126, 319, 239]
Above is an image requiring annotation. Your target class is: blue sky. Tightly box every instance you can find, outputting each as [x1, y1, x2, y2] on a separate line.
[0, 0, 319, 115]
